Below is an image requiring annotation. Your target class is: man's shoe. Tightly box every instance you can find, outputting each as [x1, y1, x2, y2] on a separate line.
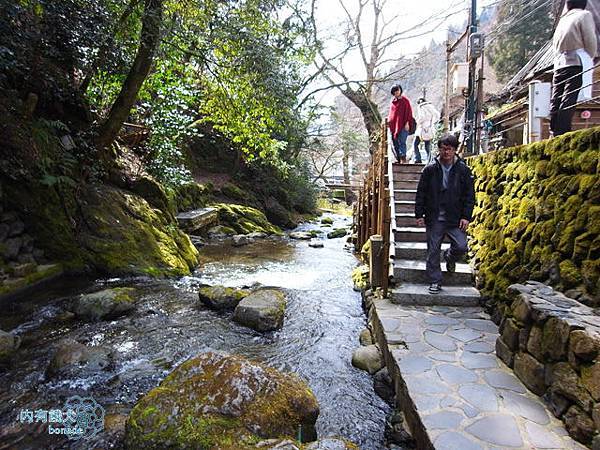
[428, 283, 442, 293]
[444, 250, 455, 273]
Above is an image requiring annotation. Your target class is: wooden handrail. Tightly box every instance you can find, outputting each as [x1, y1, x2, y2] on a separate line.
[354, 120, 391, 297]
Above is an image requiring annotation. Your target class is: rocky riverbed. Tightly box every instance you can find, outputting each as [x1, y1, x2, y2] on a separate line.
[0, 214, 390, 449]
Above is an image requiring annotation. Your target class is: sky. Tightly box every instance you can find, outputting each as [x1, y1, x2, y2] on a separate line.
[309, 0, 501, 107]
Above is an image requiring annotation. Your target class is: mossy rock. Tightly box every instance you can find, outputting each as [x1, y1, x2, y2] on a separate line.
[198, 286, 250, 310]
[578, 149, 599, 174]
[559, 260, 583, 288]
[320, 217, 333, 225]
[4, 183, 198, 277]
[130, 177, 176, 218]
[124, 352, 319, 449]
[72, 287, 137, 321]
[581, 259, 600, 292]
[220, 183, 246, 201]
[172, 182, 213, 213]
[0, 330, 20, 364]
[214, 203, 281, 236]
[327, 228, 347, 239]
[233, 289, 287, 332]
[352, 265, 369, 291]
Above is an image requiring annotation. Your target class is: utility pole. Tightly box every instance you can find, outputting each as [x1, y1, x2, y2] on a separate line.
[465, 0, 478, 155]
[444, 29, 469, 132]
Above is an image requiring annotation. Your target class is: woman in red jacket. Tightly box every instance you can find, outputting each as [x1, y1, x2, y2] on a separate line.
[388, 84, 414, 164]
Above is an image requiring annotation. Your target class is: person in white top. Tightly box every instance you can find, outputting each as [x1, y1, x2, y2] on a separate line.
[550, 0, 597, 136]
[413, 98, 440, 164]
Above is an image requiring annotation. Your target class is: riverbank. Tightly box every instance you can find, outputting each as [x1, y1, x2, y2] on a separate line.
[0, 214, 389, 449]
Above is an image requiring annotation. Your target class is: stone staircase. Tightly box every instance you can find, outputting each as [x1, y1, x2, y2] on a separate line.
[369, 162, 587, 449]
[389, 163, 480, 307]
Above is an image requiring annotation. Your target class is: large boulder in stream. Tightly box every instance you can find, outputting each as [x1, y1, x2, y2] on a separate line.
[46, 338, 113, 378]
[124, 352, 319, 449]
[0, 329, 20, 364]
[233, 289, 286, 331]
[351, 344, 384, 374]
[72, 288, 137, 321]
[198, 285, 250, 310]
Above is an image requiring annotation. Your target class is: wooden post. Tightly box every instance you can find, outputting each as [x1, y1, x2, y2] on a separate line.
[369, 235, 384, 288]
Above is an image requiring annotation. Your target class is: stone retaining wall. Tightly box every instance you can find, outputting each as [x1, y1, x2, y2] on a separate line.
[467, 128, 600, 308]
[496, 281, 600, 447]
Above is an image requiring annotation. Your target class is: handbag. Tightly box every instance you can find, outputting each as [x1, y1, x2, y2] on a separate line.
[408, 117, 417, 135]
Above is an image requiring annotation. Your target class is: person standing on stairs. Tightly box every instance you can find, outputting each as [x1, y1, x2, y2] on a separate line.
[413, 98, 439, 164]
[414, 134, 475, 294]
[550, 0, 597, 136]
[388, 84, 414, 164]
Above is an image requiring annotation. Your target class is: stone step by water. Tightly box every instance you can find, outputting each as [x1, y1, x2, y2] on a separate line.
[390, 283, 480, 307]
[176, 207, 218, 233]
[366, 296, 587, 450]
[393, 259, 473, 286]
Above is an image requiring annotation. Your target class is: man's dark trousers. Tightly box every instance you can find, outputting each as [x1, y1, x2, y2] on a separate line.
[550, 66, 583, 136]
[426, 219, 468, 284]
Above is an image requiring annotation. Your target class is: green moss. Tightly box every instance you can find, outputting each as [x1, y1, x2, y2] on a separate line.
[578, 149, 599, 174]
[0, 264, 63, 296]
[327, 228, 347, 239]
[467, 127, 600, 304]
[352, 265, 369, 291]
[125, 353, 319, 449]
[320, 216, 333, 225]
[559, 260, 582, 288]
[220, 183, 246, 201]
[113, 287, 136, 303]
[214, 203, 281, 236]
[172, 182, 213, 213]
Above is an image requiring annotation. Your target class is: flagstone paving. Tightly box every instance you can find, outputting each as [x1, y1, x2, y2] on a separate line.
[369, 297, 588, 450]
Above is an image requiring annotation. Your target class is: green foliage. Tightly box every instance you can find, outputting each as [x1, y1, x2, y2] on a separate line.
[488, 0, 553, 82]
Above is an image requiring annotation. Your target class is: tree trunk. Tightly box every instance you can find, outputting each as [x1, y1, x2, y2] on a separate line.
[95, 0, 163, 151]
[342, 144, 350, 184]
[342, 88, 382, 154]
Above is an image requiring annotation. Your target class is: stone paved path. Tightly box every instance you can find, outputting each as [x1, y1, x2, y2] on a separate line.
[369, 297, 587, 450]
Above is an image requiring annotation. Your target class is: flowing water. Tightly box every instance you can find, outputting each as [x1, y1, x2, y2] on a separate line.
[0, 214, 390, 449]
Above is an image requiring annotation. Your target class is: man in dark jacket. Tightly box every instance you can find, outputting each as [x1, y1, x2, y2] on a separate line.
[415, 134, 475, 293]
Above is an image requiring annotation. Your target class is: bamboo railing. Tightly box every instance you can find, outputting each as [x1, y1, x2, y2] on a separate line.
[354, 120, 391, 296]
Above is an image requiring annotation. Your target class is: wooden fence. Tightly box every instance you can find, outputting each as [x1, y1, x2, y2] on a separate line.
[354, 121, 391, 296]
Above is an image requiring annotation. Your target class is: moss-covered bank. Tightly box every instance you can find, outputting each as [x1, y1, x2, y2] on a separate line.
[468, 127, 600, 308]
[3, 180, 199, 277]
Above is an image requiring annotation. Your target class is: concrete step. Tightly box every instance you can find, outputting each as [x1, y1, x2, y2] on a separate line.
[394, 242, 448, 260]
[394, 227, 427, 242]
[393, 259, 473, 285]
[395, 213, 419, 228]
[392, 163, 425, 175]
[394, 200, 416, 214]
[390, 283, 480, 306]
[394, 189, 417, 201]
[393, 180, 419, 190]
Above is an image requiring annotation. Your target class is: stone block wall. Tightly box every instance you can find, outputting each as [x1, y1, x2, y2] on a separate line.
[467, 128, 600, 307]
[496, 282, 600, 447]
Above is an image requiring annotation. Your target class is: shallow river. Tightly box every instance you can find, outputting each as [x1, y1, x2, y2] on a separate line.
[0, 214, 390, 449]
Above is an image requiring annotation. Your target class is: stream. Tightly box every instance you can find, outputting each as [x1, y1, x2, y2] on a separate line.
[0, 214, 390, 449]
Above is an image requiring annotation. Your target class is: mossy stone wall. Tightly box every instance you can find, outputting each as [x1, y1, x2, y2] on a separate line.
[468, 128, 600, 308]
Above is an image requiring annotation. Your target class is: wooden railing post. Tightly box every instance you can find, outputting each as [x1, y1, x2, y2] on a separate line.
[353, 119, 392, 297]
